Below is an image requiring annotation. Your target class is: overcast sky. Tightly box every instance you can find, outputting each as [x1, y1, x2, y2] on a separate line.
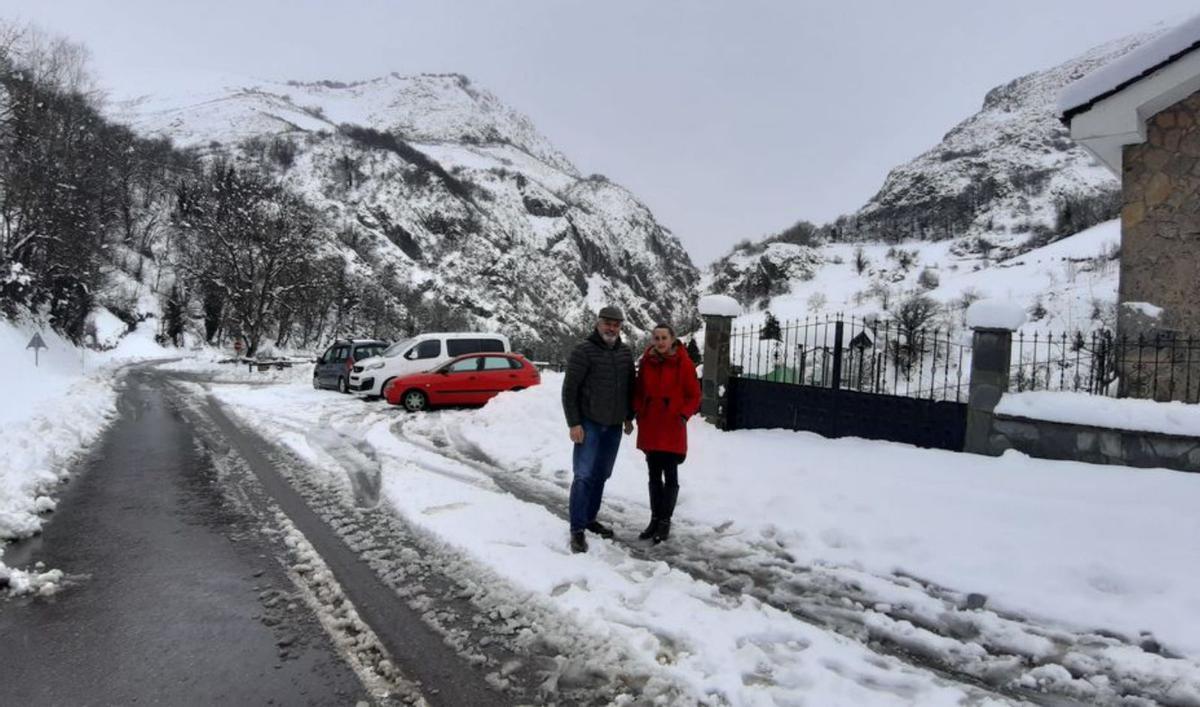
[5, 1, 1197, 265]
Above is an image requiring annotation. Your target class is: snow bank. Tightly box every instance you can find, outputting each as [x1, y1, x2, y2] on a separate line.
[0, 318, 171, 595]
[698, 294, 741, 317]
[997, 390, 1200, 437]
[0, 371, 117, 540]
[1059, 13, 1200, 115]
[0, 321, 122, 539]
[966, 299, 1027, 331]
[89, 308, 128, 349]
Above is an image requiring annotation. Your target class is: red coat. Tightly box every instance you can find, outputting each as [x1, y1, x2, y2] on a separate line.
[634, 342, 701, 455]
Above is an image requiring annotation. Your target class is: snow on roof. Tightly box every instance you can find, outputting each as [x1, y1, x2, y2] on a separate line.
[1059, 13, 1200, 118]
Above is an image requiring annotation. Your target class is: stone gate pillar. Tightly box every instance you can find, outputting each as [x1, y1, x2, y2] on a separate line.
[699, 295, 742, 429]
[963, 301, 1024, 456]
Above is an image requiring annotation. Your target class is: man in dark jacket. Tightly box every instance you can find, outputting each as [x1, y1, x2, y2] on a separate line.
[561, 305, 635, 553]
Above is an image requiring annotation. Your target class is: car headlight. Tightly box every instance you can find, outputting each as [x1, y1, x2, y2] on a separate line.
[365, 361, 385, 370]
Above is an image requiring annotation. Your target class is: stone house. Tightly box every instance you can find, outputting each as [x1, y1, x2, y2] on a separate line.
[1060, 16, 1200, 339]
[1060, 15, 1200, 400]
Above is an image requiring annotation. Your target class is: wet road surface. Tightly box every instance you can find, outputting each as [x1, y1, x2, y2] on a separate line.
[0, 367, 367, 705]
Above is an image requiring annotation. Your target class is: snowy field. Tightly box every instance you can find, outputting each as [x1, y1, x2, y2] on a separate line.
[198, 368, 1200, 705]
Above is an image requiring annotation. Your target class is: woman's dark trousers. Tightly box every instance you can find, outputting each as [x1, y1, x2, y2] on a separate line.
[645, 451, 683, 532]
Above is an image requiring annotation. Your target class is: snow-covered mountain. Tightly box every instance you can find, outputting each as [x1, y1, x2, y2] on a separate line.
[841, 31, 1151, 246]
[708, 25, 1166, 322]
[115, 73, 699, 350]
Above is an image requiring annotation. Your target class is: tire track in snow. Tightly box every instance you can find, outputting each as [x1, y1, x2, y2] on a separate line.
[176, 378, 705, 706]
[393, 413, 1200, 707]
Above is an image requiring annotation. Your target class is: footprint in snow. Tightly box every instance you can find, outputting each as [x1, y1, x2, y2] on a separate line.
[420, 501, 470, 515]
[550, 578, 589, 596]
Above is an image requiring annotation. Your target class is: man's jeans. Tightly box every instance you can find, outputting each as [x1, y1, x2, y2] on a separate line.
[569, 418, 623, 533]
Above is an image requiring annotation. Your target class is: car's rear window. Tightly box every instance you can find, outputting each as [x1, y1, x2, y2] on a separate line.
[480, 356, 514, 371]
[447, 338, 506, 356]
[448, 338, 508, 355]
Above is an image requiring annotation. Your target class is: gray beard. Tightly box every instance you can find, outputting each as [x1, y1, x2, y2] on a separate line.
[599, 331, 618, 345]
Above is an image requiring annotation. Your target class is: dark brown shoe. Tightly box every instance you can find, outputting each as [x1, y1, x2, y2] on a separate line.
[585, 521, 614, 539]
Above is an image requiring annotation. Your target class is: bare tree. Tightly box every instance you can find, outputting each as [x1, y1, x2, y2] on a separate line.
[174, 164, 329, 355]
[853, 245, 869, 275]
[10, 24, 96, 97]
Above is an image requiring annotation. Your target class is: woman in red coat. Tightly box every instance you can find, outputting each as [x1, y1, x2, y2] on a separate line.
[633, 323, 701, 543]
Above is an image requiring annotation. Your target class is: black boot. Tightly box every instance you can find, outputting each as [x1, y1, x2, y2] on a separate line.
[570, 531, 588, 554]
[653, 485, 679, 544]
[642, 466, 664, 540]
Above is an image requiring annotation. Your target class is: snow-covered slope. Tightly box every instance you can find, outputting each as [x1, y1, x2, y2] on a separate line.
[727, 219, 1119, 334]
[709, 25, 1167, 323]
[114, 73, 698, 350]
[843, 30, 1154, 246]
[119, 73, 577, 174]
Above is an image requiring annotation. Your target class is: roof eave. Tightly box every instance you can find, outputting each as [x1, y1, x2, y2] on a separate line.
[1063, 44, 1200, 177]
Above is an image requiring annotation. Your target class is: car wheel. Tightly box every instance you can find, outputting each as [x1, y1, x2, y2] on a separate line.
[402, 389, 428, 412]
[510, 387, 525, 392]
[337, 376, 349, 394]
[313, 374, 321, 390]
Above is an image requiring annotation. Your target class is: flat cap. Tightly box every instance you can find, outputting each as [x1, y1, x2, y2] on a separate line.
[598, 305, 624, 321]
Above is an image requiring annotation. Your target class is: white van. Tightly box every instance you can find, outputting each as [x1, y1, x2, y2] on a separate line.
[349, 332, 511, 397]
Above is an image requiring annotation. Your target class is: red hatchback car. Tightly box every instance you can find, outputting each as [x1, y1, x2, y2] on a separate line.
[384, 352, 540, 411]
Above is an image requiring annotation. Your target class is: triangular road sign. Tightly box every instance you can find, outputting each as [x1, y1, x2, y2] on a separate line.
[26, 333, 46, 350]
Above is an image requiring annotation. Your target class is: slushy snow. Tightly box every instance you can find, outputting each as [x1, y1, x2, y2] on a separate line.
[198, 367, 1200, 704]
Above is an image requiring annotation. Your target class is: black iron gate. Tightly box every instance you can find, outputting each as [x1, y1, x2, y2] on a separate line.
[727, 377, 968, 450]
[726, 315, 969, 451]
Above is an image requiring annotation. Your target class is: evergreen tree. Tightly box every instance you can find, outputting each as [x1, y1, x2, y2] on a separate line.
[163, 285, 185, 347]
[760, 311, 782, 341]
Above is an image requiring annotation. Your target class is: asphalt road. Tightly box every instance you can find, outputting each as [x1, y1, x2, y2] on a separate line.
[0, 367, 369, 705]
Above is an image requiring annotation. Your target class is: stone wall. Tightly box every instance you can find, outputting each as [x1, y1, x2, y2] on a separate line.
[1120, 90, 1200, 338]
[988, 414, 1200, 473]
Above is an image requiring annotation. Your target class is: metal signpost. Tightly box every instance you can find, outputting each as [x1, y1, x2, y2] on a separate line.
[27, 332, 47, 367]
